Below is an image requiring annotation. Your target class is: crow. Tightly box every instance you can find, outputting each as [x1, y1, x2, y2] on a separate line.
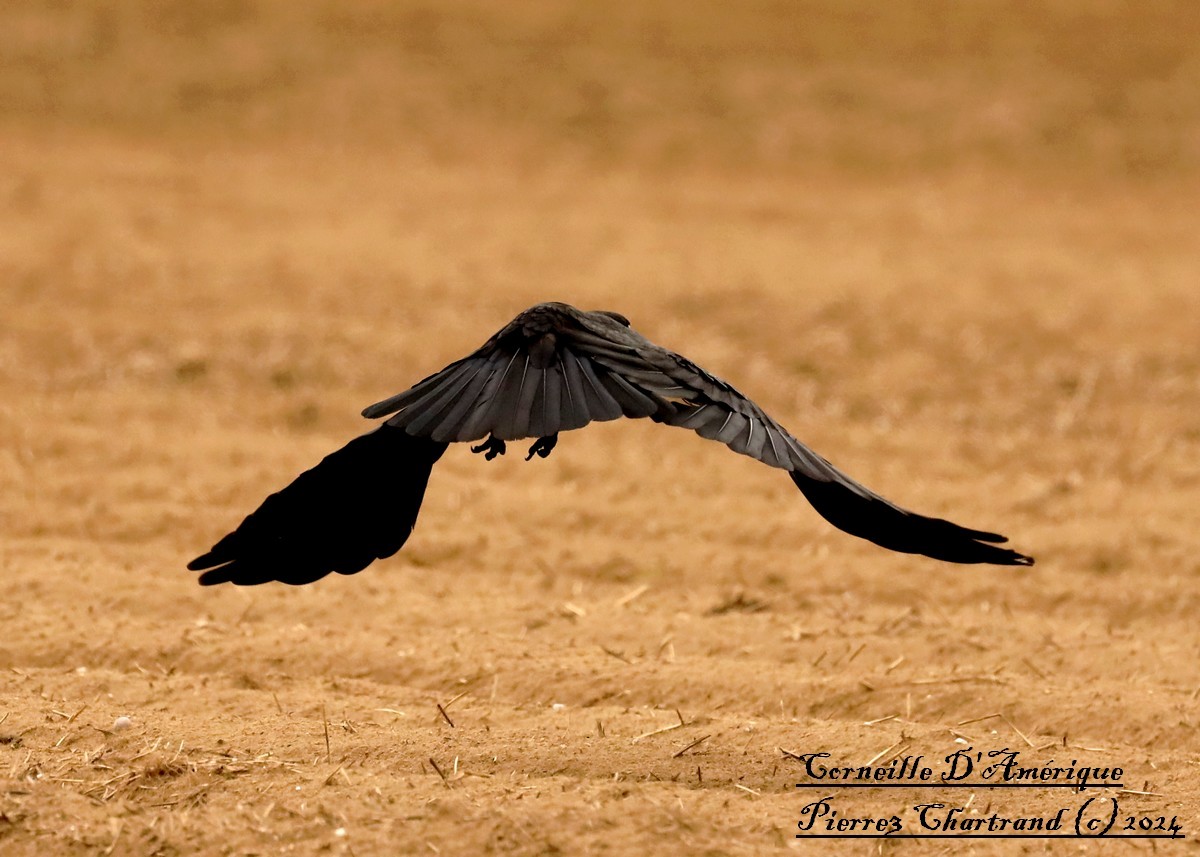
[189, 301, 1033, 585]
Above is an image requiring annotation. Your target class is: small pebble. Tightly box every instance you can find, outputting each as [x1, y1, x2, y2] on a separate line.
[112, 716, 133, 732]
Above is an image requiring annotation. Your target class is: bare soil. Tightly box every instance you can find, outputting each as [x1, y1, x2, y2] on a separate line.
[1, 2, 1198, 854]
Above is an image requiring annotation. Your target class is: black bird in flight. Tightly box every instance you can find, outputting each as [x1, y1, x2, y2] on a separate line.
[189, 302, 1033, 585]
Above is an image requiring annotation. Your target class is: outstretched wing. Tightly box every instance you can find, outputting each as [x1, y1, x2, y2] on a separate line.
[188, 426, 447, 585]
[592, 340, 1033, 565]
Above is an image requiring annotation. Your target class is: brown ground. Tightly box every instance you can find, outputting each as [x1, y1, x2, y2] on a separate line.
[2, 2, 1199, 854]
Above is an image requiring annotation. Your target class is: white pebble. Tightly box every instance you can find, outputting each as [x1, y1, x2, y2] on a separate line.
[334, 828, 347, 838]
[112, 716, 133, 732]
[551, 703, 567, 712]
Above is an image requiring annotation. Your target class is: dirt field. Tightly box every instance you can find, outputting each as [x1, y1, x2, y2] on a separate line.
[2, 1, 1199, 854]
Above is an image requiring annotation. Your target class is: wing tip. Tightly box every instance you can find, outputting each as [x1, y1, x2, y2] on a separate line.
[975, 544, 1035, 566]
[187, 554, 215, 572]
[790, 470, 1035, 567]
[195, 564, 234, 585]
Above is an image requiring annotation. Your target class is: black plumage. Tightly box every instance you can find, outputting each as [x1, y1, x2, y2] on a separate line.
[189, 302, 1033, 585]
[189, 428, 446, 585]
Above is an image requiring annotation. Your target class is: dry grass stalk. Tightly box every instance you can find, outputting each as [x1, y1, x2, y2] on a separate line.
[322, 704, 331, 762]
[1000, 713, 1036, 748]
[600, 646, 632, 664]
[863, 714, 898, 726]
[615, 584, 649, 607]
[428, 757, 450, 788]
[672, 735, 710, 758]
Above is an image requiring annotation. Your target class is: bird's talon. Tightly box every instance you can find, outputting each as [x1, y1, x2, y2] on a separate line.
[525, 433, 558, 461]
[471, 435, 506, 460]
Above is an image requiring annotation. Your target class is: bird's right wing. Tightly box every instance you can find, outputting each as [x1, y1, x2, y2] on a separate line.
[568, 329, 1034, 566]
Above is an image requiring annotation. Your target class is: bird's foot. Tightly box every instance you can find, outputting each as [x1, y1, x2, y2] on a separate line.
[470, 434, 507, 461]
[525, 433, 558, 461]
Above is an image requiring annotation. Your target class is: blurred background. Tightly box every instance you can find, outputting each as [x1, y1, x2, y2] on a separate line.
[1, 2, 1198, 853]
[7, 0, 1200, 173]
[3, 0, 1197, 561]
